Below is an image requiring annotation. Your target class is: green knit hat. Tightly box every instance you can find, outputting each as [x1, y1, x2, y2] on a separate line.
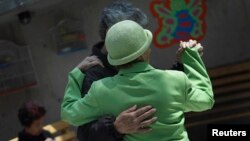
[105, 20, 153, 66]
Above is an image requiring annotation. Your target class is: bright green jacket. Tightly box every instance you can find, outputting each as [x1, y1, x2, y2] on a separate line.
[61, 46, 214, 141]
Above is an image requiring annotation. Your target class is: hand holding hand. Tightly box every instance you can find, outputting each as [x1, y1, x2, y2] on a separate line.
[176, 39, 204, 62]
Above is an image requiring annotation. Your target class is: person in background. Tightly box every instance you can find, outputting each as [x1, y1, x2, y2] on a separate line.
[18, 101, 54, 141]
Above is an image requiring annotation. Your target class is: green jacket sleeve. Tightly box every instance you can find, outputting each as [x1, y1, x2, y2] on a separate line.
[181, 46, 214, 112]
[61, 68, 102, 126]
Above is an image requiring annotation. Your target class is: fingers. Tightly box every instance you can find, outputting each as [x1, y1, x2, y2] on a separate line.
[178, 39, 205, 61]
[180, 41, 186, 48]
[180, 40, 197, 48]
[136, 108, 156, 122]
[114, 105, 157, 134]
[179, 40, 204, 54]
[87, 55, 98, 61]
[87, 56, 105, 68]
[124, 105, 137, 113]
[77, 55, 105, 71]
[180, 41, 190, 48]
[88, 61, 104, 68]
[134, 105, 153, 117]
[189, 39, 197, 48]
[176, 45, 185, 61]
[176, 45, 185, 54]
[139, 117, 157, 127]
[196, 43, 202, 48]
[197, 44, 204, 57]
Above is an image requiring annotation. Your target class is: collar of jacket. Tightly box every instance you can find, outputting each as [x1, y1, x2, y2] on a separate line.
[118, 62, 155, 75]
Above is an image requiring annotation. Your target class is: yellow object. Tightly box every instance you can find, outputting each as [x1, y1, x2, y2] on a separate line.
[9, 120, 76, 141]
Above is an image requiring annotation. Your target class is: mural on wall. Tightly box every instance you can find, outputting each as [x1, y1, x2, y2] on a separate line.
[150, 0, 206, 48]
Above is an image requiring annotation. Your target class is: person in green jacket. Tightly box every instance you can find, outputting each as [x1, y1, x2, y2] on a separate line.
[61, 20, 214, 141]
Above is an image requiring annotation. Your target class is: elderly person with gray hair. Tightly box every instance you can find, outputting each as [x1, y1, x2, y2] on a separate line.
[76, 1, 158, 141]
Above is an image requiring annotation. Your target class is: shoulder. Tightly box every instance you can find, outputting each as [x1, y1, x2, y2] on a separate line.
[166, 70, 185, 75]
[85, 65, 107, 76]
[87, 76, 116, 100]
[158, 69, 186, 81]
[85, 65, 115, 79]
[156, 69, 185, 77]
[91, 76, 115, 90]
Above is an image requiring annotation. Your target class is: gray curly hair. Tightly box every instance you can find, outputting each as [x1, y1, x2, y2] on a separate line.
[99, 0, 148, 40]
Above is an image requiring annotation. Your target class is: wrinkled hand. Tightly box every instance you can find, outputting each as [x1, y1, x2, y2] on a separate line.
[114, 105, 157, 134]
[176, 39, 203, 62]
[77, 55, 104, 72]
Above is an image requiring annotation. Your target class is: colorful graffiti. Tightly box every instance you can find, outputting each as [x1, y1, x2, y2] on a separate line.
[150, 0, 206, 48]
